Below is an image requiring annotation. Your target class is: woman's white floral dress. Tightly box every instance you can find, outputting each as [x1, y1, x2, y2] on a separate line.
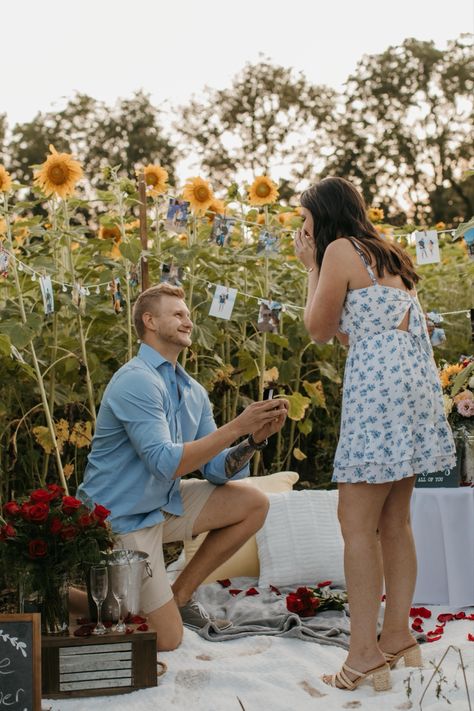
[333, 240, 456, 484]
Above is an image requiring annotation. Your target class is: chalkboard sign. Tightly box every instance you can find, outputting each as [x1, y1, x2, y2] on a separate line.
[0, 614, 41, 711]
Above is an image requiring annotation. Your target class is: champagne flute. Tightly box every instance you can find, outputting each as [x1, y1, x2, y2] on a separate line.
[110, 564, 129, 633]
[90, 565, 108, 635]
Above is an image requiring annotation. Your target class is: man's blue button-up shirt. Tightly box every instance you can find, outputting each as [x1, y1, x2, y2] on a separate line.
[77, 343, 249, 533]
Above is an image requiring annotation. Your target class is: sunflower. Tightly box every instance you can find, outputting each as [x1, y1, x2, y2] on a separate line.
[0, 165, 12, 193]
[143, 165, 168, 196]
[248, 175, 279, 206]
[439, 363, 464, 388]
[182, 176, 214, 214]
[207, 198, 226, 222]
[34, 145, 83, 199]
[99, 224, 121, 243]
[367, 207, 384, 223]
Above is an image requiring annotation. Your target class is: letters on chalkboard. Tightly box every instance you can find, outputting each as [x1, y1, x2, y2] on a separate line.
[0, 614, 41, 711]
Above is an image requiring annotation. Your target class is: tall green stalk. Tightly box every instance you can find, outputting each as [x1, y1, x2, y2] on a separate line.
[3, 194, 68, 491]
[63, 202, 97, 425]
[181, 217, 197, 371]
[115, 189, 133, 362]
[253, 207, 270, 475]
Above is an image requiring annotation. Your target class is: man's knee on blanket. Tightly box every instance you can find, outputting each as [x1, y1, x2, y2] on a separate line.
[147, 598, 184, 651]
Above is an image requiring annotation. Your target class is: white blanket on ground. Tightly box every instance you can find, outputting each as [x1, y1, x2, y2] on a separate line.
[43, 591, 474, 711]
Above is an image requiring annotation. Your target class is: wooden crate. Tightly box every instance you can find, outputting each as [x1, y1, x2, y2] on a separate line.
[41, 626, 157, 698]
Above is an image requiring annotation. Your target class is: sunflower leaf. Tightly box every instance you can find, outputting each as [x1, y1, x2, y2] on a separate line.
[286, 392, 311, 421]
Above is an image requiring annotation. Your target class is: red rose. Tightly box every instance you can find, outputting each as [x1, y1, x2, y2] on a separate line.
[50, 517, 63, 535]
[47, 483, 65, 500]
[0, 524, 16, 539]
[28, 539, 48, 558]
[92, 504, 111, 522]
[78, 514, 93, 528]
[20, 502, 33, 519]
[27, 502, 50, 523]
[3, 501, 21, 518]
[60, 524, 78, 541]
[30, 488, 54, 503]
[61, 496, 82, 515]
[286, 593, 306, 614]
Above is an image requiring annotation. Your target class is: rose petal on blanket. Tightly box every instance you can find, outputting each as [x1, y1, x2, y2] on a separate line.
[217, 579, 232, 588]
[468, 634, 474, 642]
[437, 613, 454, 623]
[229, 589, 242, 596]
[455, 612, 466, 620]
[270, 585, 281, 595]
[317, 581, 332, 588]
[426, 635, 442, 642]
[245, 587, 259, 596]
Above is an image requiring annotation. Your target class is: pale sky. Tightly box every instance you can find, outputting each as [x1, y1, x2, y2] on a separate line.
[3, 0, 473, 128]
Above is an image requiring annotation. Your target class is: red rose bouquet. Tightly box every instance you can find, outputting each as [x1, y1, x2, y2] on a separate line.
[0, 484, 115, 633]
[286, 581, 347, 617]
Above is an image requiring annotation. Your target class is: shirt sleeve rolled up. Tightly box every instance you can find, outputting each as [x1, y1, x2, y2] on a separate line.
[107, 369, 184, 482]
[196, 392, 250, 484]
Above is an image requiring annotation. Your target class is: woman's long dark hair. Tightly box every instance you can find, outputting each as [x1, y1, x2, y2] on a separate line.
[301, 177, 420, 290]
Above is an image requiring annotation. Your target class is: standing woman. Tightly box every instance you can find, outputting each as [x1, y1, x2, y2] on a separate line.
[295, 177, 455, 692]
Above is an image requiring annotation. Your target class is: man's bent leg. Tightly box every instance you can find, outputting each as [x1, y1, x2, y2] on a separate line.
[119, 525, 182, 651]
[170, 481, 269, 607]
[147, 598, 183, 651]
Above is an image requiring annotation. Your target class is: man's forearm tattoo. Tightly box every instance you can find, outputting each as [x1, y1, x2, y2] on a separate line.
[225, 439, 255, 478]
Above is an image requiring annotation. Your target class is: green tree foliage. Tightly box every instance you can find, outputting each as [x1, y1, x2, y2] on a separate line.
[7, 91, 178, 188]
[321, 36, 474, 222]
[176, 59, 337, 199]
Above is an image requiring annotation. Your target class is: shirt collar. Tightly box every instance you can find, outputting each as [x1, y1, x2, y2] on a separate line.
[137, 343, 191, 387]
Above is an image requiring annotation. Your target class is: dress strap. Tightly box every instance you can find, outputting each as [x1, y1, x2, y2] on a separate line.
[349, 238, 378, 285]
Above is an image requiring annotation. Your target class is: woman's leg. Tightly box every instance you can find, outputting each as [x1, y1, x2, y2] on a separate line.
[323, 481, 392, 684]
[377, 475, 418, 654]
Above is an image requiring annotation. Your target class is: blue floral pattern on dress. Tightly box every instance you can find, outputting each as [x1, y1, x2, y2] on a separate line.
[332, 240, 456, 484]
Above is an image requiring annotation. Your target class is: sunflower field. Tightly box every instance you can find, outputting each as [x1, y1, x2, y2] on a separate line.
[0, 150, 472, 505]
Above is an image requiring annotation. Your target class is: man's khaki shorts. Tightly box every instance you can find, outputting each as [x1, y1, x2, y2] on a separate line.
[117, 478, 215, 613]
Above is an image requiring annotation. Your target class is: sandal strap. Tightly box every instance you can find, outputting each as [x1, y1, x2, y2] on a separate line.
[336, 669, 356, 690]
[383, 652, 396, 661]
[342, 663, 365, 678]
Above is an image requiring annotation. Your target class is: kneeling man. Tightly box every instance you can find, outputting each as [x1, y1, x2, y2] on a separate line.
[78, 283, 288, 650]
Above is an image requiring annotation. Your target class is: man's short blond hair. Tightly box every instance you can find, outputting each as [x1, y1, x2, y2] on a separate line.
[132, 283, 186, 339]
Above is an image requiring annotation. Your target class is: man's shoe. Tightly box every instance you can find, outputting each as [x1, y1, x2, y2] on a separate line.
[179, 600, 232, 631]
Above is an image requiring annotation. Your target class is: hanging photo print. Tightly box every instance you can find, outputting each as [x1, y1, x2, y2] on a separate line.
[256, 229, 279, 256]
[257, 299, 282, 334]
[128, 266, 139, 287]
[111, 277, 125, 313]
[72, 283, 87, 314]
[0, 246, 9, 277]
[463, 227, 474, 261]
[166, 198, 190, 231]
[414, 230, 440, 265]
[39, 274, 55, 315]
[160, 263, 184, 286]
[211, 216, 235, 247]
[209, 285, 238, 320]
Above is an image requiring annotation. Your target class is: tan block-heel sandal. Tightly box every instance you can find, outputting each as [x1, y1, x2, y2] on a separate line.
[322, 662, 392, 691]
[383, 643, 422, 669]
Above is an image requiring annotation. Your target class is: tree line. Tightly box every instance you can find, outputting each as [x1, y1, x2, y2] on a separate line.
[0, 36, 472, 223]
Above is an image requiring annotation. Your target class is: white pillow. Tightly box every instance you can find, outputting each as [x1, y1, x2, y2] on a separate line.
[256, 490, 345, 588]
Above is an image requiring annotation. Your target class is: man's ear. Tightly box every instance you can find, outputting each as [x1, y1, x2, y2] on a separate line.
[142, 312, 156, 332]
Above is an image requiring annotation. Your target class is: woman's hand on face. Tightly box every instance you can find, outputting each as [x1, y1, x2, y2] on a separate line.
[294, 228, 316, 271]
